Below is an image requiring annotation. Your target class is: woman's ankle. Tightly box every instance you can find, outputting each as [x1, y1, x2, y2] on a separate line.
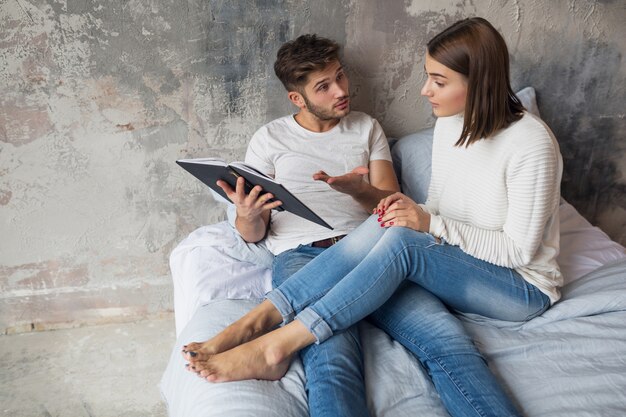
[236, 301, 282, 339]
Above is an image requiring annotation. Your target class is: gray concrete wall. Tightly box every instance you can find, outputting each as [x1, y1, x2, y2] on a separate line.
[1, 0, 624, 333]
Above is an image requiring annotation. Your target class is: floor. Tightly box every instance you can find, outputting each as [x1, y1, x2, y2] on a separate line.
[0, 317, 175, 417]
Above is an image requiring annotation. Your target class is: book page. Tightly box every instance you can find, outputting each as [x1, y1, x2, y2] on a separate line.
[176, 158, 227, 166]
[230, 161, 277, 183]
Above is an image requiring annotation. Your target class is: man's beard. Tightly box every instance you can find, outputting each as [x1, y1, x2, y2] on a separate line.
[302, 94, 349, 121]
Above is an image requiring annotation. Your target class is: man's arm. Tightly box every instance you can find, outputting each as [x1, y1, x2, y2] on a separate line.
[313, 159, 400, 212]
[235, 206, 271, 243]
[217, 177, 281, 243]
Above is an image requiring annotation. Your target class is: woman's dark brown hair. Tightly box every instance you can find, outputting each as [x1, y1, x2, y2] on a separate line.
[274, 34, 341, 93]
[428, 17, 525, 146]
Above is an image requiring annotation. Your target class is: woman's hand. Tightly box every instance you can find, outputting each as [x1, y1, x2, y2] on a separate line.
[373, 192, 430, 233]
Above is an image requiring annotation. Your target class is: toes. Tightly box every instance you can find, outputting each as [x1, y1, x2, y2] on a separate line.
[186, 342, 203, 351]
[182, 342, 213, 362]
[186, 363, 205, 378]
[181, 349, 201, 361]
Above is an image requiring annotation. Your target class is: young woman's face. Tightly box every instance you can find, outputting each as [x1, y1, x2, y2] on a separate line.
[420, 53, 468, 117]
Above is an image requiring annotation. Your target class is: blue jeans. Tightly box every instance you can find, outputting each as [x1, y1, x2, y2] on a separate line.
[267, 215, 550, 417]
[273, 245, 371, 417]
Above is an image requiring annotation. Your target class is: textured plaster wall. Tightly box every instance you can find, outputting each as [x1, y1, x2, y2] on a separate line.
[1, 0, 624, 333]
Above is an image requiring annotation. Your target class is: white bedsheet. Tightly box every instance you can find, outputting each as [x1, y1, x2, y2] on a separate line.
[161, 258, 626, 417]
[170, 222, 273, 334]
[557, 199, 625, 284]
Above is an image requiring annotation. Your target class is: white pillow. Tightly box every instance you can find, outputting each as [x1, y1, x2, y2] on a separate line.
[516, 86, 541, 117]
[170, 222, 273, 335]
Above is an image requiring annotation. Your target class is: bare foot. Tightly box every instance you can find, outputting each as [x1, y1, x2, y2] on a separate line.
[193, 320, 316, 382]
[198, 345, 291, 382]
[194, 336, 291, 382]
[182, 300, 283, 362]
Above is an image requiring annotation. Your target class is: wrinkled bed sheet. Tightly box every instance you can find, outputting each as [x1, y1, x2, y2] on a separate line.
[162, 258, 626, 416]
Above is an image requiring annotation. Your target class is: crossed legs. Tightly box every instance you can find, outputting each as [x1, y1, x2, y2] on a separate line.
[181, 215, 548, 416]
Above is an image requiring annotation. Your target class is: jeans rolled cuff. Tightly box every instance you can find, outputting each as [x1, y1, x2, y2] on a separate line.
[265, 289, 295, 324]
[296, 307, 333, 344]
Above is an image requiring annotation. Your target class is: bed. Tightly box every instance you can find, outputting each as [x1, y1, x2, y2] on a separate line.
[160, 88, 626, 416]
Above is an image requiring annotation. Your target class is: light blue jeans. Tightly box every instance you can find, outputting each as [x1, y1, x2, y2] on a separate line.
[267, 215, 550, 417]
[272, 245, 371, 417]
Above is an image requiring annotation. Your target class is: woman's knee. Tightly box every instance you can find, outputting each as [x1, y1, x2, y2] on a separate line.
[372, 227, 434, 262]
[335, 215, 386, 258]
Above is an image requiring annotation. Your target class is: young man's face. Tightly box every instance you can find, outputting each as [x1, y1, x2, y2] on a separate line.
[299, 60, 350, 121]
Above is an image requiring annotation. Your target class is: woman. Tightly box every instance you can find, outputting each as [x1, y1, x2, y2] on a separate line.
[184, 17, 563, 417]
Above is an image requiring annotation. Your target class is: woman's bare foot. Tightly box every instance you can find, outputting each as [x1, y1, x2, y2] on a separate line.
[182, 300, 283, 362]
[194, 343, 292, 382]
[192, 319, 316, 382]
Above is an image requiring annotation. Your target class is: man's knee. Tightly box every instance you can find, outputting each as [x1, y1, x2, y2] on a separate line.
[302, 328, 363, 370]
[272, 247, 319, 286]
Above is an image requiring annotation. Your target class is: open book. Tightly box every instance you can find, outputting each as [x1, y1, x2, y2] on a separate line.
[176, 158, 333, 230]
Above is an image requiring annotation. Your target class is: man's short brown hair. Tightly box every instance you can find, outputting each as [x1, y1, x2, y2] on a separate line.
[274, 34, 341, 92]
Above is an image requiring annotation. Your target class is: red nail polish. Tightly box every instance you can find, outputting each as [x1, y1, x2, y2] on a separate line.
[390, 221, 394, 225]
[380, 222, 385, 227]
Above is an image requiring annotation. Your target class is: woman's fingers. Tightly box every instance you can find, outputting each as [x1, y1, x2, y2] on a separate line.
[380, 201, 407, 220]
[384, 192, 406, 210]
[374, 192, 404, 215]
[379, 205, 421, 229]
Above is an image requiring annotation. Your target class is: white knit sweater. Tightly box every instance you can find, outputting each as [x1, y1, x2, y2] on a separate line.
[423, 112, 563, 303]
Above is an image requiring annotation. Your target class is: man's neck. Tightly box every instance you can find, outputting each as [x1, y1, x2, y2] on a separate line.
[294, 111, 341, 133]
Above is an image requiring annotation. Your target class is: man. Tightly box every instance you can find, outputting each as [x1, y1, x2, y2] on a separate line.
[185, 34, 399, 417]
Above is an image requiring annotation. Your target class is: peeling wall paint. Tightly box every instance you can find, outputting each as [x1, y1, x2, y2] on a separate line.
[1, 0, 624, 332]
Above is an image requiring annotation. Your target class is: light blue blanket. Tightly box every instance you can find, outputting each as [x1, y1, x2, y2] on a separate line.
[161, 258, 626, 416]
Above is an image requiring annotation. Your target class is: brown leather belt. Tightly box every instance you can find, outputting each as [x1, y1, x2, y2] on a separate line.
[311, 235, 347, 248]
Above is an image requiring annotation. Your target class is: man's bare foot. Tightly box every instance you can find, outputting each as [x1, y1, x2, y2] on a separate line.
[182, 300, 283, 362]
[193, 320, 316, 382]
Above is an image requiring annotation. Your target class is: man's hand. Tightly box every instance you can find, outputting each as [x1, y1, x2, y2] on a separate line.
[313, 166, 369, 196]
[216, 177, 282, 218]
[216, 177, 281, 243]
[375, 192, 430, 233]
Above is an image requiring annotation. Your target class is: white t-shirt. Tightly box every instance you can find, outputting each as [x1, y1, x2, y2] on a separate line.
[423, 112, 563, 303]
[245, 111, 392, 255]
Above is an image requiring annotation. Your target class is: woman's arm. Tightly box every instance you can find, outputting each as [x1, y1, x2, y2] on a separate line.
[430, 136, 561, 268]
